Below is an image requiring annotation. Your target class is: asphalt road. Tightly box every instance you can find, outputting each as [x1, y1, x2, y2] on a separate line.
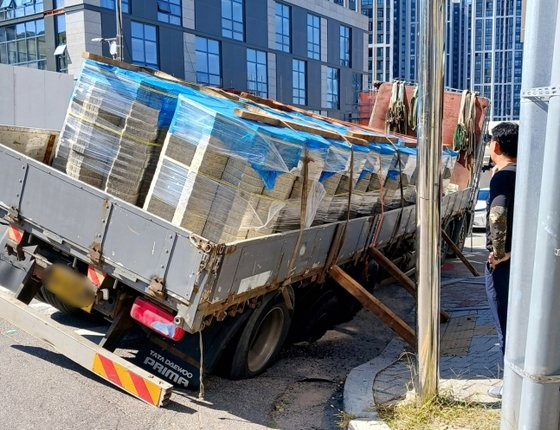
[0, 282, 414, 430]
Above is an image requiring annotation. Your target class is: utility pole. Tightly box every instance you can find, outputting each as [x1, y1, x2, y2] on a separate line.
[416, 0, 446, 402]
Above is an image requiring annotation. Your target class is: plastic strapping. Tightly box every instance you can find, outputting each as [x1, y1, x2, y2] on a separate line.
[506, 359, 560, 384]
[198, 331, 205, 399]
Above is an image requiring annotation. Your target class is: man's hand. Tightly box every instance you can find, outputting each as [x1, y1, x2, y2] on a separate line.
[488, 252, 511, 269]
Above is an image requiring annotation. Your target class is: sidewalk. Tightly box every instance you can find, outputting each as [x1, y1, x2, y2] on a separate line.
[344, 237, 502, 429]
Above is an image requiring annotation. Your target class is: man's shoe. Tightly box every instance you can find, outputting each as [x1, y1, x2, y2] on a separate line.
[487, 384, 503, 399]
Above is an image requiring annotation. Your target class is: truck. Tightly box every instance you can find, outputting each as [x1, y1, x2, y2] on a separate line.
[0, 55, 488, 407]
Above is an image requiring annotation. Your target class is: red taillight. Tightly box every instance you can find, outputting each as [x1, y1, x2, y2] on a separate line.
[130, 297, 185, 341]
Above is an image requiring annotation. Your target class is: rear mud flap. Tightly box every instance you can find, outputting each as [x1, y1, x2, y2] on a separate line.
[133, 309, 252, 390]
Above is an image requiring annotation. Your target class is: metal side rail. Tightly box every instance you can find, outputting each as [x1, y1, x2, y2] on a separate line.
[0, 289, 174, 407]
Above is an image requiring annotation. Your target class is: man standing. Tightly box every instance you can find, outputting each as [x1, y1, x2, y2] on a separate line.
[485, 122, 518, 398]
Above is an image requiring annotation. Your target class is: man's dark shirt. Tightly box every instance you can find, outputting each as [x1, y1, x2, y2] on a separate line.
[486, 163, 516, 257]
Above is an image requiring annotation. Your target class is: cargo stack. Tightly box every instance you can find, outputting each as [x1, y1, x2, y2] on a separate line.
[53, 60, 182, 205]
[144, 94, 292, 244]
[324, 144, 371, 222]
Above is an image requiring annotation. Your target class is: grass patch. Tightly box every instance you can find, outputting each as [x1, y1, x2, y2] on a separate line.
[335, 410, 355, 429]
[376, 394, 500, 430]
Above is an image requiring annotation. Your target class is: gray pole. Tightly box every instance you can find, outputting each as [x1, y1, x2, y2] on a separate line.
[416, 0, 445, 401]
[500, 0, 557, 427]
[115, 0, 124, 62]
[516, 5, 560, 427]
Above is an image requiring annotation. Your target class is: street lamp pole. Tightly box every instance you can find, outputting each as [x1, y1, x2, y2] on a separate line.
[115, 0, 123, 62]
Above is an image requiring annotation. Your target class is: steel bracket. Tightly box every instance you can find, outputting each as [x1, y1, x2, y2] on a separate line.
[88, 241, 103, 266]
[147, 277, 166, 300]
[521, 86, 560, 102]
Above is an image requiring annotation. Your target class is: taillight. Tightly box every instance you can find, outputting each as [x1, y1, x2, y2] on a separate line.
[130, 297, 185, 341]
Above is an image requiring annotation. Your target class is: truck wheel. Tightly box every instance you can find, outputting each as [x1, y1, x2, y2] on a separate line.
[227, 289, 293, 379]
[38, 286, 81, 315]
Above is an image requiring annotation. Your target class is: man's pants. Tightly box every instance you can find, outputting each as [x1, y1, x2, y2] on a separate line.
[485, 259, 511, 356]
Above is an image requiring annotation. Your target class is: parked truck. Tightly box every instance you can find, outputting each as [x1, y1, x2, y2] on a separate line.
[0, 55, 487, 407]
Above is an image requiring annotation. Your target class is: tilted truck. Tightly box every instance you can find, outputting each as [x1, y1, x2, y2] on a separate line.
[0, 55, 488, 407]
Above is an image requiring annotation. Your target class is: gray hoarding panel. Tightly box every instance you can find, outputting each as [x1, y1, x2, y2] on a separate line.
[18, 165, 106, 250]
[337, 216, 373, 260]
[405, 205, 417, 234]
[102, 204, 177, 281]
[228, 235, 292, 299]
[374, 209, 401, 247]
[164, 235, 204, 301]
[0, 150, 25, 211]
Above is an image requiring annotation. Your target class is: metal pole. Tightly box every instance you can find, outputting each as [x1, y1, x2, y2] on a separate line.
[516, 6, 560, 428]
[115, 0, 124, 62]
[416, 0, 445, 402]
[500, 0, 557, 427]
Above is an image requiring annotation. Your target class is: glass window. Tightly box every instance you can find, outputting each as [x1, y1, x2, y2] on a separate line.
[0, 17, 46, 69]
[196, 36, 221, 86]
[292, 59, 306, 105]
[307, 13, 320, 60]
[222, 0, 244, 41]
[247, 48, 267, 97]
[340, 25, 351, 67]
[100, 0, 129, 13]
[158, 0, 181, 25]
[0, 0, 43, 21]
[327, 67, 339, 109]
[275, 2, 290, 53]
[131, 21, 158, 69]
[55, 13, 67, 73]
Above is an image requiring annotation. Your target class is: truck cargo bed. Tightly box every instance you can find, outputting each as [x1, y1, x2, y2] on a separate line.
[0, 138, 473, 334]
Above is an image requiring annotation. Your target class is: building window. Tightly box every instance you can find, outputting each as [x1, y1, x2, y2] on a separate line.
[0, 19, 46, 69]
[0, 0, 43, 21]
[247, 48, 267, 97]
[307, 14, 320, 60]
[334, 0, 344, 5]
[275, 2, 290, 53]
[100, 0, 129, 13]
[54, 14, 67, 73]
[157, 0, 181, 25]
[196, 36, 221, 86]
[340, 25, 351, 67]
[327, 67, 339, 109]
[131, 21, 158, 69]
[292, 59, 306, 105]
[222, 0, 244, 41]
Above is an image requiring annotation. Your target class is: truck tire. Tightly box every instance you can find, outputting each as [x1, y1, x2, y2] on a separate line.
[38, 286, 81, 315]
[227, 289, 293, 379]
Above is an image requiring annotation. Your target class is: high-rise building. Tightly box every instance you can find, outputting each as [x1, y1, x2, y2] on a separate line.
[471, 0, 523, 120]
[0, 0, 369, 119]
[361, 0, 523, 120]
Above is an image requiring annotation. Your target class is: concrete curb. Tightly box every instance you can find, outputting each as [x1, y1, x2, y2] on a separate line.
[343, 338, 407, 429]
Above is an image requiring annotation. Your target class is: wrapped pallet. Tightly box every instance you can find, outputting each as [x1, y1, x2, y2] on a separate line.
[384, 145, 418, 207]
[322, 143, 371, 222]
[53, 59, 180, 205]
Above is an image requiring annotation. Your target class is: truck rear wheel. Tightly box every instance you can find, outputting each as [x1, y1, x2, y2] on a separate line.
[38, 286, 81, 315]
[227, 289, 293, 379]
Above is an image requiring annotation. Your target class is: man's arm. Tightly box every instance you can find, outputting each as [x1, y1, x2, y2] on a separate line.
[488, 177, 509, 261]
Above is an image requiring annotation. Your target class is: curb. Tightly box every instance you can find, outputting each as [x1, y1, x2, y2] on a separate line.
[343, 338, 407, 428]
